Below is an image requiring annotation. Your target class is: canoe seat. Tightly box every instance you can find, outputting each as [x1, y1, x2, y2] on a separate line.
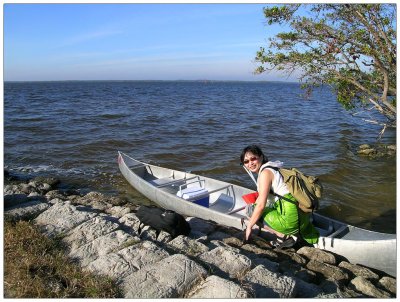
[209, 193, 234, 213]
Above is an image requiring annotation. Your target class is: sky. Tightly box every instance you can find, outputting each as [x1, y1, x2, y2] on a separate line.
[3, 3, 297, 82]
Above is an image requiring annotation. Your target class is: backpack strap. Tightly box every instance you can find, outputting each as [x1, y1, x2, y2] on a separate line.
[264, 166, 307, 243]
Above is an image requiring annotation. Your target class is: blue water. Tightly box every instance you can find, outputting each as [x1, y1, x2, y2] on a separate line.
[4, 81, 396, 233]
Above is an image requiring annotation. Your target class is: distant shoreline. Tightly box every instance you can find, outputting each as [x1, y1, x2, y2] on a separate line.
[4, 79, 299, 84]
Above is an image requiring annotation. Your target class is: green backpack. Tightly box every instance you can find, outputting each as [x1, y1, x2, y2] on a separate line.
[267, 166, 323, 213]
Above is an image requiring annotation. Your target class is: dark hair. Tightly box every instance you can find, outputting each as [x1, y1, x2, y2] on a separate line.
[240, 145, 268, 164]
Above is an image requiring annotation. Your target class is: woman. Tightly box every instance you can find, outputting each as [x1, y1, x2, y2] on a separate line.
[240, 145, 319, 247]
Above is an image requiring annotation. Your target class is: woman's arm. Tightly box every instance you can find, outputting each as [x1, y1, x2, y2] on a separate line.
[245, 169, 273, 240]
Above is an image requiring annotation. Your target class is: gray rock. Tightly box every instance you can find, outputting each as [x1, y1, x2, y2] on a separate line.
[290, 252, 307, 265]
[350, 276, 391, 298]
[118, 241, 170, 270]
[86, 240, 169, 281]
[63, 215, 121, 251]
[359, 144, 371, 149]
[221, 236, 244, 248]
[69, 230, 139, 267]
[4, 194, 30, 208]
[208, 230, 233, 241]
[317, 279, 363, 298]
[294, 268, 317, 284]
[358, 148, 376, 155]
[118, 213, 141, 232]
[105, 206, 131, 218]
[19, 183, 32, 194]
[28, 192, 41, 197]
[122, 254, 208, 298]
[251, 257, 279, 272]
[4, 200, 50, 221]
[297, 246, 336, 264]
[189, 230, 208, 242]
[77, 191, 124, 209]
[45, 190, 68, 201]
[306, 260, 349, 283]
[206, 240, 241, 253]
[75, 192, 112, 210]
[187, 217, 216, 234]
[4, 184, 29, 195]
[318, 279, 343, 296]
[156, 230, 173, 243]
[34, 201, 98, 237]
[167, 235, 209, 257]
[338, 261, 379, 280]
[279, 259, 303, 276]
[32, 176, 60, 187]
[244, 265, 297, 298]
[86, 253, 131, 280]
[3, 184, 14, 195]
[379, 276, 396, 295]
[240, 243, 279, 261]
[199, 246, 252, 279]
[139, 225, 159, 241]
[293, 277, 323, 298]
[188, 275, 250, 298]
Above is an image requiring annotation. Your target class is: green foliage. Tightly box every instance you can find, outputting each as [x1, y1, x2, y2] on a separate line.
[256, 4, 396, 133]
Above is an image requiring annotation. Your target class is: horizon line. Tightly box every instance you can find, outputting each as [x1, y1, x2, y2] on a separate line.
[5, 79, 300, 84]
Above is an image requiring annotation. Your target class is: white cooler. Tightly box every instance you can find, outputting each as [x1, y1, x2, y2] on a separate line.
[177, 186, 209, 208]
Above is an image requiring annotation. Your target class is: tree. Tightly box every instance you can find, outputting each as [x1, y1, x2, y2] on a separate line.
[255, 4, 396, 139]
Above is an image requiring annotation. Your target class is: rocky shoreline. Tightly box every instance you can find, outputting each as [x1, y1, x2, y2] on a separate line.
[3, 171, 396, 298]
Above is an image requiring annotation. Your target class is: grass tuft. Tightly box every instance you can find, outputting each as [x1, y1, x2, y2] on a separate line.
[4, 220, 123, 298]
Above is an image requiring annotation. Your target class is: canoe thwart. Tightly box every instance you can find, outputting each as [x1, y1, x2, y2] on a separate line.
[150, 175, 199, 188]
[327, 225, 348, 238]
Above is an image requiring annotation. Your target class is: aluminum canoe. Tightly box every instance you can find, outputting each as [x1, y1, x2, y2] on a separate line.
[118, 151, 396, 277]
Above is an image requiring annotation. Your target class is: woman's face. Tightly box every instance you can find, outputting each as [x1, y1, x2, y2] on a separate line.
[243, 151, 263, 173]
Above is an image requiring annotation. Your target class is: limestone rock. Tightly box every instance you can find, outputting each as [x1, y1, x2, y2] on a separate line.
[199, 246, 252, 279]
[122, 254, 208, 298]
[350, 276, 391, 298]
[63, 215, 121, 251]
[187, 217, 216, 234]
[4, 200, 50, 221]
[188, 275, 249, 298]
[31, 176, 60, 187]
[279, 259, 303, 276]
[206, 240, 241, 253]
[69, 230, 139, 267]
[297, 246, 336, 264]
[244, 265, 297, 298]
[3, 193, 26, 207]
[306, 260, 349, 283]
[379, 276, 396, 295]
[45, 190, 69, 201]
[295, 268, 317, 284]
[240, 243, 279, 261]
[4, 193, 45, 208]
[338, 261, 379, 280]
[167, 235, 209, 257]
[208, 230, 233, 241]
[34, 201, 98, 237]
[86, 240, 169, 281]
[105, 205, 131, 218]
[251, 257, 279, 272]
[293, 277, 323, 298]
[119, 213, 142, 232]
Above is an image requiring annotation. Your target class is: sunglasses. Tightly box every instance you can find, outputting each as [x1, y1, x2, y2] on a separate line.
[243, 156, 258, 165]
